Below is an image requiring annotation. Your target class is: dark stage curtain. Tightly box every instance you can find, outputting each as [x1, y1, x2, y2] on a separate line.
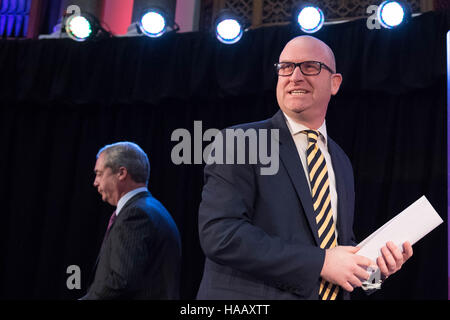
[0, 10, 448, 300]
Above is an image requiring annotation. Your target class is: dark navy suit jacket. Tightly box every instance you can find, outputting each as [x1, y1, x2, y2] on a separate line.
[82, 191, 182, 299]
[197, 110, 356, 300]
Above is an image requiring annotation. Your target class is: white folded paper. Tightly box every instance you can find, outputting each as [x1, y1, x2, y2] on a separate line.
[357, 195, 443, 261]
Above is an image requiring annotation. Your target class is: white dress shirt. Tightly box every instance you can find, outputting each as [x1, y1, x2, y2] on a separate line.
[283, 113, 339, 238]
[115, 187, 148, 216]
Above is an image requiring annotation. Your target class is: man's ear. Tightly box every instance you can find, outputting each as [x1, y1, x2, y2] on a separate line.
[117, 167, 128, 181]
[331, 73, 343, 95]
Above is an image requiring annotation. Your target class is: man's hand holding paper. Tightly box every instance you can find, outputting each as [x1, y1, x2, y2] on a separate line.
[354, 196, 442, 293]
[320, 242, 413, 293]
[377, 241, 413, 279]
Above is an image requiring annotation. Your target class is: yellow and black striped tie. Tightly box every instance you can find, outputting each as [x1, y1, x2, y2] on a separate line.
[304, 130, 339, 300]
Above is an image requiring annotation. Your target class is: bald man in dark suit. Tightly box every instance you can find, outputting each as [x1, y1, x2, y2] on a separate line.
[196, 36, 412, 300]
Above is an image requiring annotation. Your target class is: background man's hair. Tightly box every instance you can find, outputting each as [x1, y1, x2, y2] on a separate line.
[97, 141, 150, 185]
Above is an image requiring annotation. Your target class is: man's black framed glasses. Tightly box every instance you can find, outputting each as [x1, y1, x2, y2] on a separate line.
[274, 61, 335, 76]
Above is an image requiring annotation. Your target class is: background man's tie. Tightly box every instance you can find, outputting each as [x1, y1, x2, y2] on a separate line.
[304, 130, 340, 300]
[106, 211, 117, 236]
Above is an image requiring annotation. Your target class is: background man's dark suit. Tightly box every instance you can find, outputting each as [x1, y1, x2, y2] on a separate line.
[83, 191, 181, 299]
[197, 110, 355, 300]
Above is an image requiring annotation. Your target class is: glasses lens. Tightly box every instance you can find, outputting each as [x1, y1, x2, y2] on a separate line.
[301, 61, 321, 75]
[277, 63, 294, 76]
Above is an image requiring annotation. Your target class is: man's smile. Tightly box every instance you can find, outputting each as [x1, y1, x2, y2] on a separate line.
[289, 89, 310, 95]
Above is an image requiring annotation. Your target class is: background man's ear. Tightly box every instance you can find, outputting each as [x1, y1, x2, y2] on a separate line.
[118, 167, 128, 180]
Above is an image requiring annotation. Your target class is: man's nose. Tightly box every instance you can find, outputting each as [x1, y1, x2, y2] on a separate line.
[290, 66, 305, 82]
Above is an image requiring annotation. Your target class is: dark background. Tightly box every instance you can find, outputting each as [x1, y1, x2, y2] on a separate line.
[0, 10, 447, 299]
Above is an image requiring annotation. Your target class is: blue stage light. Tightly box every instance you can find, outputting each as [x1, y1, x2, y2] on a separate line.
[296, 5, 324, 33]
[216, 19, 243, 44]
[377, 1, 406, 29]
[139, 9, 167, 38]
[214, 11, 244, 44]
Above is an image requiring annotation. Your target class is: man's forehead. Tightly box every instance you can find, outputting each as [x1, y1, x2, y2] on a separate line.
[94, 163, 102, 172]
[94, 153, 105, 170]
[279, 37, 333, 64]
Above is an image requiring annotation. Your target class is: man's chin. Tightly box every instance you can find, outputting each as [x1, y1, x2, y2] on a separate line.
[100, 194, 109, 204]
[281, 106, 307, 119]
[104, 197, 116, 206]
[286, 102, 310, 112]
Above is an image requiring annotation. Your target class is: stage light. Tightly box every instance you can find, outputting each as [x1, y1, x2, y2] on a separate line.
[65, 15, 93, 41]
[377, 1, 409, 29]
[296, 5, 324, 33]
[214, 11, 244, 44]
[139, 9, 167, 37]
[216, 19, 242, 44]
[64, 11, 111, 42]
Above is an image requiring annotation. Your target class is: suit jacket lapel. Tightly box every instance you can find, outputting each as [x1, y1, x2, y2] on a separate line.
[270, 111, 320, 246]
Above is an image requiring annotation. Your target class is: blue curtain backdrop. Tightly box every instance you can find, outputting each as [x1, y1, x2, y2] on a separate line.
[0, 0, 31, 38]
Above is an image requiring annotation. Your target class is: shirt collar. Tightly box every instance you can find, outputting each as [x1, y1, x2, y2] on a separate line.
[116, 187, 148, 216]
[283, 112, 328, 145]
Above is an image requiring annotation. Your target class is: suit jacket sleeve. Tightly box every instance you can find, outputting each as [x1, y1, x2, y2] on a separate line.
[198, 158, 325, 297]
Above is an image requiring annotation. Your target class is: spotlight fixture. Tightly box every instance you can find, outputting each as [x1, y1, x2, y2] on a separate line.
[377, 1, 411, 29]
[295, 4, 325, 34]
[138, 8, 179, 38]
[214, 10, 245, 44]
[65, 15, 92, 41]
[64, 12, 110, 42]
